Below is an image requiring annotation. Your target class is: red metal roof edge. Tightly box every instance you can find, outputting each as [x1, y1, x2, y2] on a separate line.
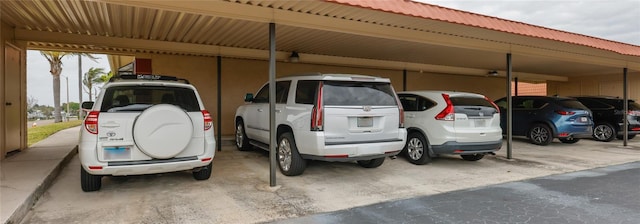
[324, 0, 640, 57]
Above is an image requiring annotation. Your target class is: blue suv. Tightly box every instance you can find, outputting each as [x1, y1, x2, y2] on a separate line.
[494, 96, 593, 145]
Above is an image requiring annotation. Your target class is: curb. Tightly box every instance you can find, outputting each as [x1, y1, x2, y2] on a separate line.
[4, 146, 78, 224]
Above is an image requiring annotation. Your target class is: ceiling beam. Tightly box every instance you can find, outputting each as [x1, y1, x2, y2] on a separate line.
[16, 28, 566, 81]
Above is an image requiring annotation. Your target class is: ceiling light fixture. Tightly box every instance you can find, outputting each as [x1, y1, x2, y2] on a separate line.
[488, 70, 498, 76]
[289, 51, 300, 63]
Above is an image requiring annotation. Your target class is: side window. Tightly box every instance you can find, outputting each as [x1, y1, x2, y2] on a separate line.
[532, 99, 547, 109]
[276, 81, 291, 104]
[253, 81, 291, 104]
[582, 99, 612, 109]
[253, 84, 269, 103]
[399, 95, 418, 112]
[295, 80, 319, 104]
[418, 97, 436, 111]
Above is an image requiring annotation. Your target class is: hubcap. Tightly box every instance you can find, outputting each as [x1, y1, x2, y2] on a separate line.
[235, 124, 244, 148]
[278, 138, 292, 171]
[407, 137, 424, 160]
[531, 126, 549, 143]
[593, 125, 613, 140]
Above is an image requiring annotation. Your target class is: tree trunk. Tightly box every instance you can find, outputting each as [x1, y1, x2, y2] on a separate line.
[53, 75, 62, 122]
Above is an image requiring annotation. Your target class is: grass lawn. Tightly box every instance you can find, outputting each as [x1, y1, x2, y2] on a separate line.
[28, 120, 82, 146]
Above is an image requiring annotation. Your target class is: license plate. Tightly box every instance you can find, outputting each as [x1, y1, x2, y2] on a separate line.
[104, 146, 131, 160]
[580, 117, 588, 122]
[357, 117, 373, 127]
[474, 119, 486, 127]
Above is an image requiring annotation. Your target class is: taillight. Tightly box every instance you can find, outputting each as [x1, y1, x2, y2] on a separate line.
[311, 82, 324, 131]
[485, 96, 500, 113]
[628, 110, 640, 116]
[84, 111, 99, 134]
[555, 110, 575, 115]
[435, 94, 454, 121]
[202, 110, 213, 131]
[391, 87, 404, 128]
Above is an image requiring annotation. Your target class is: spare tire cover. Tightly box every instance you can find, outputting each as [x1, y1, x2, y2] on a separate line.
[133, 104, 194, 159]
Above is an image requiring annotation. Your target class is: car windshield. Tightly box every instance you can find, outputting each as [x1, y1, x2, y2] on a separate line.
[100, 86, 200, 112]
[322, 81, 397, 106]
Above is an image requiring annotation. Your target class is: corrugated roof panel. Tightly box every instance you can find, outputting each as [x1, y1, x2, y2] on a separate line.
[324, 0, 640, 56]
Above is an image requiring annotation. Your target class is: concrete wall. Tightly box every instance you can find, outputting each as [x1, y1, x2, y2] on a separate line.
[145, 55, 506, 136]
[548, 74, 640, 99]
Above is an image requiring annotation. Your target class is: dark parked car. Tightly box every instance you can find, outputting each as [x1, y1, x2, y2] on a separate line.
[572, 96, 640, 142]
[494, 96, 593, 145]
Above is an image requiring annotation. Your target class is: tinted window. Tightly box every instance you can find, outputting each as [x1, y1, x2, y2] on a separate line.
[253, 81, 291, 104]
[419, 97, 437, 111]
[629, 101, 640, 110]
[399, 95, 418, 111]
[578, 98, 613, 109]
[322, 81, 397, 106]
[557, 99, 589, 110]
[100, 86, 199, 112]
[450, 97, 493, 107]
[295, 80, 319, 105]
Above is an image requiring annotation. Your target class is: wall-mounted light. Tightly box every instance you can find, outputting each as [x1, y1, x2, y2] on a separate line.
[487, 70, 498, 76]
[289, 51, 300, 63]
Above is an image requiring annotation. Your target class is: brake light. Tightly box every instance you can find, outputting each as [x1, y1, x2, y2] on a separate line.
[392, 87, 405, 128]
[485, 96, 500, 113]
[628, 110, 640, 116]
[435, 94, 454, 121]
[311, 82, 324, 131]
[202, 110, 213, 131]
[84, 111, 99, 134]
[555, 110, 576, 115]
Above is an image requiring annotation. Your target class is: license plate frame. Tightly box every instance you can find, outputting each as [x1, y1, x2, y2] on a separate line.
[104, 146, 131, 160]
[357, 117, 373, 127]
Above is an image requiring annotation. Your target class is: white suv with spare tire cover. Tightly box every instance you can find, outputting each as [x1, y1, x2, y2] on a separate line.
[234, 73, 407, 176]
[78, 75, 215, 192]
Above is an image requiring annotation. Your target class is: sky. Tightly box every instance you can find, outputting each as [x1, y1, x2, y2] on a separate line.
[26, 0, 640, 106]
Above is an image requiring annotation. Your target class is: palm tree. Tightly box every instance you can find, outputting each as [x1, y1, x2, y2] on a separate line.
[41, 51, 98, 123]
[82, 67, 107, 101]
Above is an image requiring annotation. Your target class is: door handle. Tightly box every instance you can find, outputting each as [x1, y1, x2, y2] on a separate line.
[276, 109, 281, 113]
[5, 102, 11, 106]
[257, 109, 264, 112]
[407, 114, 416, 118]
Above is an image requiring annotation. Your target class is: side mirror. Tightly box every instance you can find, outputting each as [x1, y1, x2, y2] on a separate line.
[81, 101, 94, 110]
[244, 93, 254, 102]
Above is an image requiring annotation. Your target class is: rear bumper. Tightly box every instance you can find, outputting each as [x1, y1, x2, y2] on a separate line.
[431, 140, 503, 155]
[298, 129, 407, 162]
[82, 156, 212, 176]
[556, 124, 593, 138]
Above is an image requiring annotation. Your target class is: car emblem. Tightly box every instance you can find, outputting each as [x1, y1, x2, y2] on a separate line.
[363, 106, 372, 112]
[107, 131, 116, 137]
[479, 112, 484, 117]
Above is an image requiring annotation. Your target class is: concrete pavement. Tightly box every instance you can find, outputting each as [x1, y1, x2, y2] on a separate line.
[3, 127, 640, 224]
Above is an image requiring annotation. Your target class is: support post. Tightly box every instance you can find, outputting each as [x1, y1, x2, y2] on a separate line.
[217, 56, 222, 151]
[623, 67, 629, 146]
[268, 23, 277, 187]
[506, 53, 513, 159]
[402, 69, 407, 91]
[514, 77, 518, 96]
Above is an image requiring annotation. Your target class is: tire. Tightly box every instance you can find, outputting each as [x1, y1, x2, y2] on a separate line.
[616, 134, 636, 140]
[528, 123, 553, 145]
[559, 138, 580, 144]
[277, 132, 307, 176]
[235, 120, 252, 151]
[357, 157, 385, 168]
[192, 162, 213, 180]
[403, 132, 432, 165]
[592, 123, 616, 142]
[460, 154, 484, 161]
[81, 166, 102, 192]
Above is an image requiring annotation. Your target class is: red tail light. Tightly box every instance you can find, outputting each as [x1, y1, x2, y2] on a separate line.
[202, 110, 213, 131]
[311, 82, 324, 131]
[555, 110, 575, 115]
[84, 111, 99, 134]
[435, 94, 455, 121]
[485, 96, 500, 113]
[391, 86, 404, 128]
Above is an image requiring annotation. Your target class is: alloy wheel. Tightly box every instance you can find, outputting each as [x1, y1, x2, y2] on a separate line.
[235, 124, 244, 148]
[407, 137, 424, 160]
[531, 126, 549, 144]
[593, 124, 613, 141]
[278, 138, 292, 171]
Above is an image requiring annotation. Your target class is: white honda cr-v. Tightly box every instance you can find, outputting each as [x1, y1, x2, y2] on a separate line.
[398, 91, 502, 164]
[78, 74, 215, 192]
[235, 73, 407, 176]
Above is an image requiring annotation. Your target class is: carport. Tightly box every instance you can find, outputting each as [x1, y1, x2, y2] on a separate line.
[2, 0, 640, 162]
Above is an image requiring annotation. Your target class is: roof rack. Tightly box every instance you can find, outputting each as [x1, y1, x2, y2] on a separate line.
[109, 74, 190, 84]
